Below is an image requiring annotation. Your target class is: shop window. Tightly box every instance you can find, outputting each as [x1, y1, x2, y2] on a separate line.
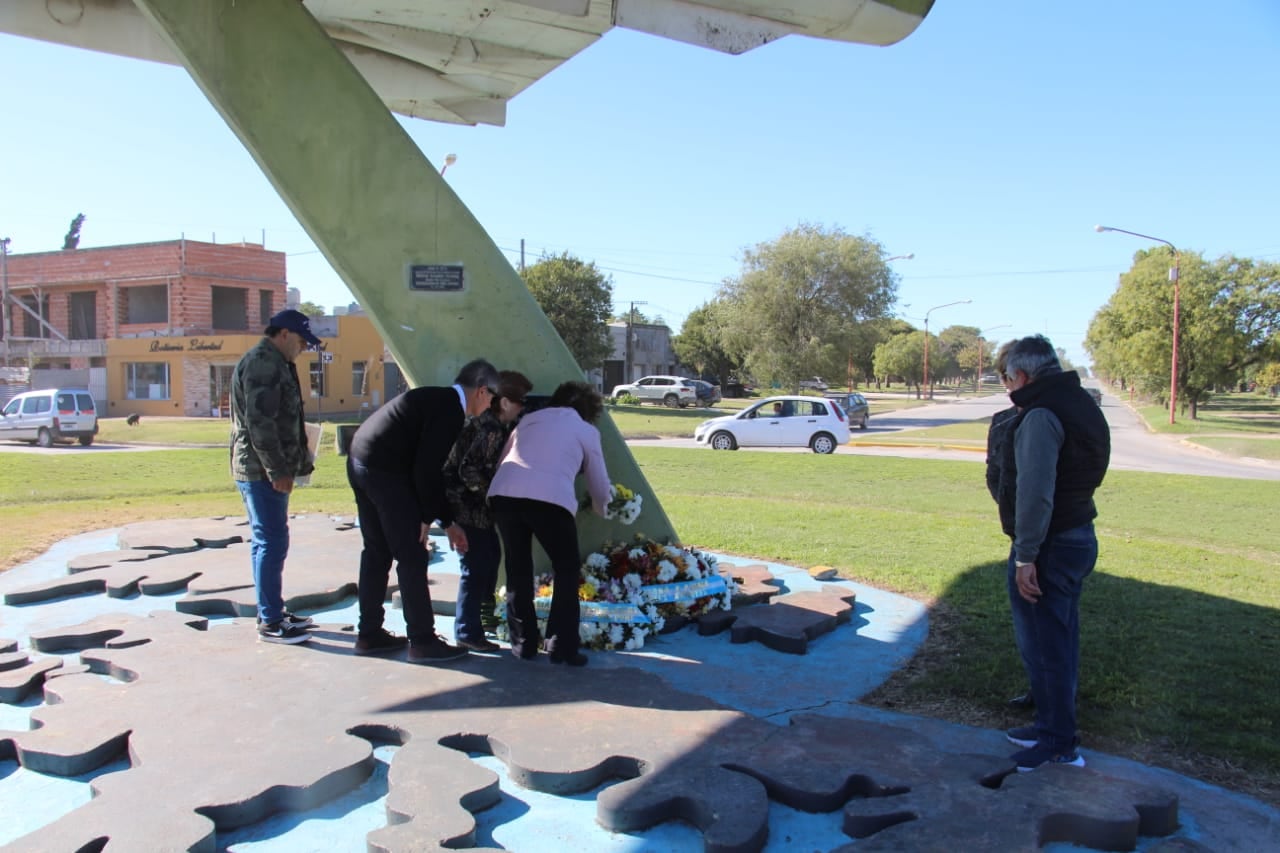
[125, 362, 171, 400]
[309, 362, 326, 398]
[351, 361, 367, 396]
[124, 285, 168, 324]
[260, 290, 273, 325]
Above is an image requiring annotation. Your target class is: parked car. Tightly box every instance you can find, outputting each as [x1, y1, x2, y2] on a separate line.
[686, 379, 721, 407]
[0, 388, 99, 447]
[694, 395, 850, 454]
[823, 392, 870, 429]
[798, 376, 829, 391]
[611, 375, 698, 408]
[1085, 387, 1103, 406]
[722, 379, 755, 398]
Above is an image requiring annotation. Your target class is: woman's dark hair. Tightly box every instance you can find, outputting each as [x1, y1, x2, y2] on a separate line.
[491, 370, 533, 414]
[549, 380, 604, 423]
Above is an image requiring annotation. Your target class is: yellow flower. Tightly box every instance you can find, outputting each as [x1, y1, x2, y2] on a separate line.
[579, 581, 598, 601]
[537, 584, 553, 598]
[614, 484, 634, 500]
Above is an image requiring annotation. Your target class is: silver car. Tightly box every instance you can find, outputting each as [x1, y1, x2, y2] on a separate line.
[0, 388, 99, 447]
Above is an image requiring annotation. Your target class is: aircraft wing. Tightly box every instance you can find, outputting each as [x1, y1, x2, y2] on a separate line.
[0, 0, 935, 126]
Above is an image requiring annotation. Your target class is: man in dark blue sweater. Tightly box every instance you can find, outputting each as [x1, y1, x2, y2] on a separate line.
[996, 335, 1110, 771]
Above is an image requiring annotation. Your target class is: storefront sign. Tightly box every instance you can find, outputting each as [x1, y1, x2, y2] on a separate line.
[148, 338, 225, 353]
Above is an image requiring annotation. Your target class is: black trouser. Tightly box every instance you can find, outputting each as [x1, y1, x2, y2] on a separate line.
[347, 456, 435, 645]
[491, 496, 581, 659]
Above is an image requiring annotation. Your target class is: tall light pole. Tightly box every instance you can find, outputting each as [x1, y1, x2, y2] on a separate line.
[850, 252, 915, 389]
[624, 300, 648, 383]
[976, 324, 1011, 390]
[1095, 225, 1180, 424]
[439, 152, 458, 176]
[922, 299, 970, 398]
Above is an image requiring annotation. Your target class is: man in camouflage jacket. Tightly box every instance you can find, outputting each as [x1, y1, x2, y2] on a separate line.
[230, 309, 320, 644]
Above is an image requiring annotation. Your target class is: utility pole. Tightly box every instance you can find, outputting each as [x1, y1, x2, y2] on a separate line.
[625, 300, 647, 383]
[1, 237, 10, 366]
[520, 239, 525, 274]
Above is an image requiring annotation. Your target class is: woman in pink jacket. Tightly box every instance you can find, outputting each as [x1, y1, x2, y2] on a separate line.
[488, 381, 611, 666]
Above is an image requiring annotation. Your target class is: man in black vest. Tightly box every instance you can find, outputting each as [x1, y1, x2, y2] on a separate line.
[997, 335, 1110, 771]
[346, 358, 500, 664]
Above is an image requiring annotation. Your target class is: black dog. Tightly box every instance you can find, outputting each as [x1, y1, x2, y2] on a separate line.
[126, 413, 141, 426]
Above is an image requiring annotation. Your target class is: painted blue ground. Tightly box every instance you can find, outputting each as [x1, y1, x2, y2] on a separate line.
[3, 524, 1275, 851]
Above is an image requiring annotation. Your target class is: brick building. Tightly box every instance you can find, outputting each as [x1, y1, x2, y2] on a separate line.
[0, 239, 389, 418]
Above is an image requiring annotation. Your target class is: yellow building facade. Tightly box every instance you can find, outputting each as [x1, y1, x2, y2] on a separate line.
[105, 314, 387, 419]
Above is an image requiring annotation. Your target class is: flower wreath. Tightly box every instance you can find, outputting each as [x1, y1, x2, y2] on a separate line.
[496, 539, 736, 651]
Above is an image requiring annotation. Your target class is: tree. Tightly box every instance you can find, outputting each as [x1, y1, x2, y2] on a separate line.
[673, 300, 740, 383]
[62, 213, 85, 250]
[296, 301, 327, 318]
[522, 252, 615, 370]
[718, 223, 897, 391]
[872, 328, 924, 394]
[1086, 251, 1280, 418]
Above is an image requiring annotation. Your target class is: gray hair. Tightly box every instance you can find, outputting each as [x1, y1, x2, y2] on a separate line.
[1004, 335, 1062, 381]
[453, 358, 500, 391]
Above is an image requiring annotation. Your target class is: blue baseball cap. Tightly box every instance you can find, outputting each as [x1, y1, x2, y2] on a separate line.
[268, 309, 322, 347]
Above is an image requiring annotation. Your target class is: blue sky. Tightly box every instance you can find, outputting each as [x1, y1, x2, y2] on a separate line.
[2, 1, 1277, 367]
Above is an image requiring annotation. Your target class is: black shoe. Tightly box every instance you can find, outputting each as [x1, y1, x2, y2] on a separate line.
[1006, 725, 1038, 749]
[407, 635, 468, 664]
[1007, 691, 1035, 710]
[353, 629, 408, 656]
[258, 621, 311, 645]
[281, 611, 315, 630]
[457, 637, 501, 653]
[549, 651, 588, 667]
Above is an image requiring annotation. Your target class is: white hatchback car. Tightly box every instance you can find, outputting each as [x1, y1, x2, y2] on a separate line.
[694, 395, 849, 454]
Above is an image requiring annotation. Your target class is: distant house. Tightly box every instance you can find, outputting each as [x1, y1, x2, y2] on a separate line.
[593, 321, 678, 394]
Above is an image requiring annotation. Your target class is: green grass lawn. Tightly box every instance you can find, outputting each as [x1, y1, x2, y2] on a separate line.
[2, 444, 1278, 805]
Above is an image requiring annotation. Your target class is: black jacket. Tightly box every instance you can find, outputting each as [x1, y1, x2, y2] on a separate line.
[1006, 370, 1110, 537]
[349, 386, 465, 526]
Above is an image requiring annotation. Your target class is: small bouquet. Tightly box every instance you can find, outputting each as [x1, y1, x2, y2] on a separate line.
[604, 483, 643, 525]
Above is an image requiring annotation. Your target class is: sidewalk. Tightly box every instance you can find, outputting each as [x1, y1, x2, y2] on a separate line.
[2, 519, 1277, 851]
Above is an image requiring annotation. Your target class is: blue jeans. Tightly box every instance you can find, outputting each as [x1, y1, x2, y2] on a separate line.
[1008, 522, 1097, 752]
[236, 478, 291, 625]
[456, 524, 501, 644]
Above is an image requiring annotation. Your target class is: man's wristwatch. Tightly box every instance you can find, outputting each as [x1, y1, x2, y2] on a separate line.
[1015, 560, 1035, 568]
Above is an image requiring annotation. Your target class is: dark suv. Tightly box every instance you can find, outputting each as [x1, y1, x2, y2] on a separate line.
[823, 392, 870, 429]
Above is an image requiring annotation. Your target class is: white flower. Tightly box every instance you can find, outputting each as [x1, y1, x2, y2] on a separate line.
[608, 624, 625, 646]
[624, 635, 644, 650]
[585, 552, 609, 570]
[629, 547, 646, 561]
[657, 560, 678, 582]
[686, 564, 702, 580]
[623, 573, 642, 591]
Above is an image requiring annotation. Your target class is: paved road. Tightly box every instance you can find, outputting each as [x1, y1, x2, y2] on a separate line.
[5, 389, 1277, 480]
[632, 388, 1280, 481]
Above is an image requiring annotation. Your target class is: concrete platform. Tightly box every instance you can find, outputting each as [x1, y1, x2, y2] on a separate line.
[1, 519, 1277, 851]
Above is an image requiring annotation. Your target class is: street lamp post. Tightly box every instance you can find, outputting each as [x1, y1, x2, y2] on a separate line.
[922, 299, 971, 399]
[976, 324, 1012, 390]
[1095, 225, 1180, 424]
[439, 153, 457, 176]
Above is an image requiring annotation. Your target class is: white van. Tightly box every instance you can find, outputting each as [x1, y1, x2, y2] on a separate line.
[0, 388, 99, 447]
